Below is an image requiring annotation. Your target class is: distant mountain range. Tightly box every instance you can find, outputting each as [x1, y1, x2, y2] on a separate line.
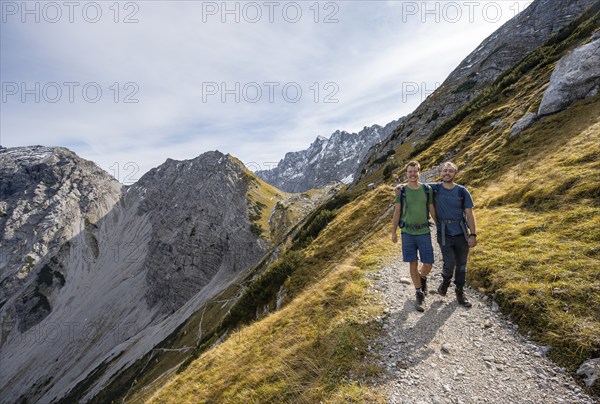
[256, 119, 402, 193]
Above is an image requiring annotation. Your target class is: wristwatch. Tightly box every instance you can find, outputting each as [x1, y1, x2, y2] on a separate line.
[469, 234, 477, 238]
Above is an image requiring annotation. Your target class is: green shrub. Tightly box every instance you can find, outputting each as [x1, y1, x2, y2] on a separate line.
[426, 110, 440, 123]
[372, 154, 388, 166]
[322, 195, 351, 212]
[225, 250, 304, 326]
[383, 162, 399, 179]
[293, 209, 336, 249]
[453, 79, 477, 94]
[250, 223, 264, 236]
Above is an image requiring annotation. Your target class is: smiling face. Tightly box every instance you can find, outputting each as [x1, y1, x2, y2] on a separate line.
[406, 164, 420, 184]
[441, 164, 458, 183]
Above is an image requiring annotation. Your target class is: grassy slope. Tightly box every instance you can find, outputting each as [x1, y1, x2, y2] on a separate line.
[145, 14, 599, 403]
[235, 154, 292, 241]
[147, 187, 397, 403]
[463, 103, 600, 370]
[444, 94, 599, 360]
[410, 15, 600, 375]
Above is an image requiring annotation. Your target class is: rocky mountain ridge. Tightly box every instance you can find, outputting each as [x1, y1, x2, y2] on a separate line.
[354, 0, 599, 183]
[257, 119, 402, 193]
[0, 147, 298, 403]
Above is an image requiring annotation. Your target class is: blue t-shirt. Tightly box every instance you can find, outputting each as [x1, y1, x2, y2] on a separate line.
[428, 183, 474, 236]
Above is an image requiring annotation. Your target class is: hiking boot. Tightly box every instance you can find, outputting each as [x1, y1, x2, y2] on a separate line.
[456, 287, 472, 308]
[437, 279, 451, 296]
[415, 290, 425, 312]
[420, 276, 428, 296]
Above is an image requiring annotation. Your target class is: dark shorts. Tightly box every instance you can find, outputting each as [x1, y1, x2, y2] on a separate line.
[401, 233, 434, 264]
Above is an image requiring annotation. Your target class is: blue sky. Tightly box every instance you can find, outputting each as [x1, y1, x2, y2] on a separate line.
[1, 1, 531, 183]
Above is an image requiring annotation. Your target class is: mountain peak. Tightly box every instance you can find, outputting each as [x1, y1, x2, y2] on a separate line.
[256, 120, 402, 193]
[1, 145, 72, 165]
[0, 146, 270, 403]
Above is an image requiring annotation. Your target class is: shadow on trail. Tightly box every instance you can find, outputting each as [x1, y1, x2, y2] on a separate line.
[389, 297, 457, 367]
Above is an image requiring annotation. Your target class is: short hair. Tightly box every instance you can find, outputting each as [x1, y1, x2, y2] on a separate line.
[404, 160, 421, 172]
[442, 161, 458, 171]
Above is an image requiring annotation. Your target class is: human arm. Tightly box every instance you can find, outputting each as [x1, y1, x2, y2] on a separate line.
[392, 203, 401, 243]
[429, 203, 437, 224]
[465, 208, 477, 247]
[427, 185, 437, 224]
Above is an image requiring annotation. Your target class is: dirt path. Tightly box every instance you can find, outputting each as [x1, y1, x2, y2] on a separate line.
[367, 239, 596, 404]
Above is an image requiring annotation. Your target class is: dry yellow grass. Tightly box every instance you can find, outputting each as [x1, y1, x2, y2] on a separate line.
[146, 259, 385, 403]
[465, 113, 600, 370]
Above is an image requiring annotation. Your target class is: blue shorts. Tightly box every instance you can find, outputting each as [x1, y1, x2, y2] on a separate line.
[401, 233, 434, 264]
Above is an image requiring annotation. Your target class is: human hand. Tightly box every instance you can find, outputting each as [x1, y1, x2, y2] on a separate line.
[392, 232, 398, 243]
[468, 236, 477, 248]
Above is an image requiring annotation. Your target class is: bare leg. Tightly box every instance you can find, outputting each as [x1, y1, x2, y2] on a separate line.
[420, 263, 432, 277]
[409, 261, 422, 288]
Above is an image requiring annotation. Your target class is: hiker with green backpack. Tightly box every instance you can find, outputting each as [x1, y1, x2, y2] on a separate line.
[391, 160, 437, 312]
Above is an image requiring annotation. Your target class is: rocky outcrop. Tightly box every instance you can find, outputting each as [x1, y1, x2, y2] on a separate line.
[0, 147, 271, 403]
[509, 33, 600, 136]
[538, 36, 600, 115]
[577, 358, 600, 388]
[355, 0, 598, 183]
[257, 119, 402, 193]
[510, 112, 539, 137]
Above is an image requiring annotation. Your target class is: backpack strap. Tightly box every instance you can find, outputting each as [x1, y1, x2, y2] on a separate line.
[422, 183, 431, 199]
[396, 185, 405, 228]
[457, 185, 466, 211]
[422, 184, 432, 221]
[431, 182, 441, 205]
[458, 185, 470, 240]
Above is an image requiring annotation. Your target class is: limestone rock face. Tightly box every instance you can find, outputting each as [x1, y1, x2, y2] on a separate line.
[538, 36, 600, 116]
[257, 119, 402, 193]
[0, 146, 123, 333]
[0, 147, 269, 403]
[355, 0, 598, 183]
[135, 151, 267, 314]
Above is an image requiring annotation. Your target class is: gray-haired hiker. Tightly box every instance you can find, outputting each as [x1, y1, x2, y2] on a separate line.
[391, 161, 437, 312]
[432, 162, 477, 308]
